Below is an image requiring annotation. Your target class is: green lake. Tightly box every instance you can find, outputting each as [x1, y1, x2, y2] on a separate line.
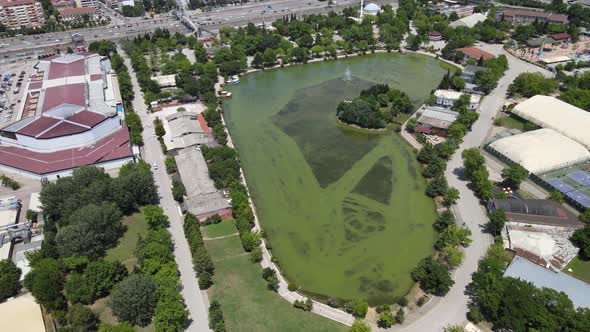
[224, 53, 453, 304]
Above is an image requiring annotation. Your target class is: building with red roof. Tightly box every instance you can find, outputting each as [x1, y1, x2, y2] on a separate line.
[0, 52, 132, 178]
[0, 0, 45, 29]
[455, 47, 495, 61]
[551, 33, 570, 41]
[58, 7, 97, 22]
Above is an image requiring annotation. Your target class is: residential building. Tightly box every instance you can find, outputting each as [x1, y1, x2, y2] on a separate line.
[495, 9, 569, 26]
[455, 47, 495, 61]
[51, 0, 74, 10]
[551, 32, 570, 41]
[58, 6, 97, 22]
[0, 0, 45, 30]
[74, 0, 99, 11]
[461, 64, 489, 84]
[433, 89, 481, 109]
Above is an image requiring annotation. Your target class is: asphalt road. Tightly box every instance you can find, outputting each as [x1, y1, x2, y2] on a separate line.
[121, 50, 211, 332]
[395, 44, 550, 332]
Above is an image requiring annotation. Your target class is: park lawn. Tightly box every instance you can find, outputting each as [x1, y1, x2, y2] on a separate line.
[206, 235, 348, 332]
[91, 297, 154, 332]
[565, 256, 590, 284]
[105, 209, 149, 271]
[202, 219, 237, 239]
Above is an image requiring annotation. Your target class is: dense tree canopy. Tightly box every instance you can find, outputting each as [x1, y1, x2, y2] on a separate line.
[337, 98, 386, 129]
[509, 72, 559, 98]
[0, 259, 21, 301]
[110, 274, 159, 327]
[411, 257, 454, 296]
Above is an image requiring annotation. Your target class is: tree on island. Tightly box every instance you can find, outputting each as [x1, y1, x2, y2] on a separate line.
[337, 98, 387, 129]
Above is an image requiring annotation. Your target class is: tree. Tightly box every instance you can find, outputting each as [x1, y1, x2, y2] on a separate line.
[571, 224, 590, 260]
[350, 319, 371, 332]
[66, 304, 99, 332]
[434, 210, 455, 232]
[164, 156, 177, 174]
[440, 245, 464, 269]
[56, 203, 124, 259]
[143, 205, 169, 229]
[84, 260, 128, 300]
[425, 175, 448, 197]
[378, 310, 394, 328]
[389, 89, 413, 115]
[509, 72, 558, 98]
[97, 322, 134, 332]
[24, 258, 65, 310]
[252, 52, 264, 68]
[487, 209, 508, 236]
[0, 259, 21, 301]
[579, 209, 590, 224]
[336, 98, 386, 129]
[462, 148, 486, 178]
[346, 300, 368, 318]
[434, 224, 472, 250]
[153, 297, 188, 332]
[64, 273, 93, 304]
[411, 257, 454, 296]
[395, 307, 405, 323]
[209, 300, 226, 332]
[443, 187, 460, 206]
[501, 164, 529, 189]
[549, 190, 565, 204]
[110, 274, 159, 327]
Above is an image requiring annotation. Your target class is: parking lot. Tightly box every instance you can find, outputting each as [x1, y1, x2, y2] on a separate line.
[0, 59, 34, 125]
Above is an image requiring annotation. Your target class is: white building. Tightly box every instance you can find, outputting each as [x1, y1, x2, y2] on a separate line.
[433, 89, 481, 110]
[363, 3, 380, 16]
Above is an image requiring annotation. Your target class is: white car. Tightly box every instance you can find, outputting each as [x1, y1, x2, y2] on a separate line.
[153, 163, 158, 170]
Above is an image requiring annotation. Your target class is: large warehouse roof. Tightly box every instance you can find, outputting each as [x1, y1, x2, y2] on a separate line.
[512, 95, 590, 149]
[488, 129, 590, 174]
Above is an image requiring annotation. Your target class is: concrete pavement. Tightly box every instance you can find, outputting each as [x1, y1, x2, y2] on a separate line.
[121, 50, 211, 332]
[393, 47, 550, 332]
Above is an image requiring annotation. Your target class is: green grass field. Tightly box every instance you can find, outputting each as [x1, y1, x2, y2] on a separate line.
[224, 53, 451, 304]
[565, 256, 590, 284]
[205, 225, 348, 332]
[202, 219, 237, 239]
[105, 209, 149, 271]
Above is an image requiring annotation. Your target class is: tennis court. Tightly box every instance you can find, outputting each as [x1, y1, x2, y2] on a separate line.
[540, 163, 590, 209]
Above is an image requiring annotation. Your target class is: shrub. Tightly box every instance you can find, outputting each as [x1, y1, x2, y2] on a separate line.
[0, 259, 21, 301]
[250, 247, 263, 263]
[209, 300, 226, 332]
[262, 267, 279, 291]
[287, 282, 298, 291]
[293, 298, 313, 311]
[240, 231, 261, 252]
[0, 175, 21, 190]
[344, 300, 368, 318]
[378, 310, 394, 328]
[198, 271, 213, 290]
[66, 304, 99, 332]
[395, 307, 405, 323]
[417, 296, 427, 306]
[411, 257, 454, 296]
[164, 156, 177, 174]
[468, 306, 483, 323]
[397, 297, 409, 307]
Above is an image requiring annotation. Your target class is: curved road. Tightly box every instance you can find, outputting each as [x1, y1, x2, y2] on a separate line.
[393, 45, 549, 331]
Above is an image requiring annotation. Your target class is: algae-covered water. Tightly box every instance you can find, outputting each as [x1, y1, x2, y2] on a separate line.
[224, 53, 452, 304]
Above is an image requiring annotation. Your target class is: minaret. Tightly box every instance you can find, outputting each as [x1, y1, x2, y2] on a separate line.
[360, 0, 364, 18]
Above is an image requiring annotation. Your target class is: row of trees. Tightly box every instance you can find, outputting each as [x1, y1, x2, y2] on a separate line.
[183, 213, 215, 289]
[462, 148, 493, 200]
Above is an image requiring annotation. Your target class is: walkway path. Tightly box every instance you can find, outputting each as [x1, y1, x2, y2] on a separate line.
[393, 45, 550, 331]
[120, 49, 211, 332]
[203, 233, 239, 240]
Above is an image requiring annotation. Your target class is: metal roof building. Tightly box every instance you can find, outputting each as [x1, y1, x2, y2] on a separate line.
[417, 107, 458, 130]
[488, 199, 582, 228]
[449, 12, 487, 28]
[488, 129, 590, 174]
[504, 256, 590, 309]
[512, 96, 590, 149]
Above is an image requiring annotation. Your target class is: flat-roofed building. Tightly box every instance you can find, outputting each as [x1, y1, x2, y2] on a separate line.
[433, 89, 481, 109]
[0, 293, 46, 332]
[162, 111, 213, 152]
[495, 8, 569, 26]
[461, 64, 488, 84]
[0, 0, 46, 30]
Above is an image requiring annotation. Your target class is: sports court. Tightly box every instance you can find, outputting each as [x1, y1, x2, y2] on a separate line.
[540, 163, 590, 209]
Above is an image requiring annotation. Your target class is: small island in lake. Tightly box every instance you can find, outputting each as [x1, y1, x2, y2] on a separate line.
[336, 84, 413, 129]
